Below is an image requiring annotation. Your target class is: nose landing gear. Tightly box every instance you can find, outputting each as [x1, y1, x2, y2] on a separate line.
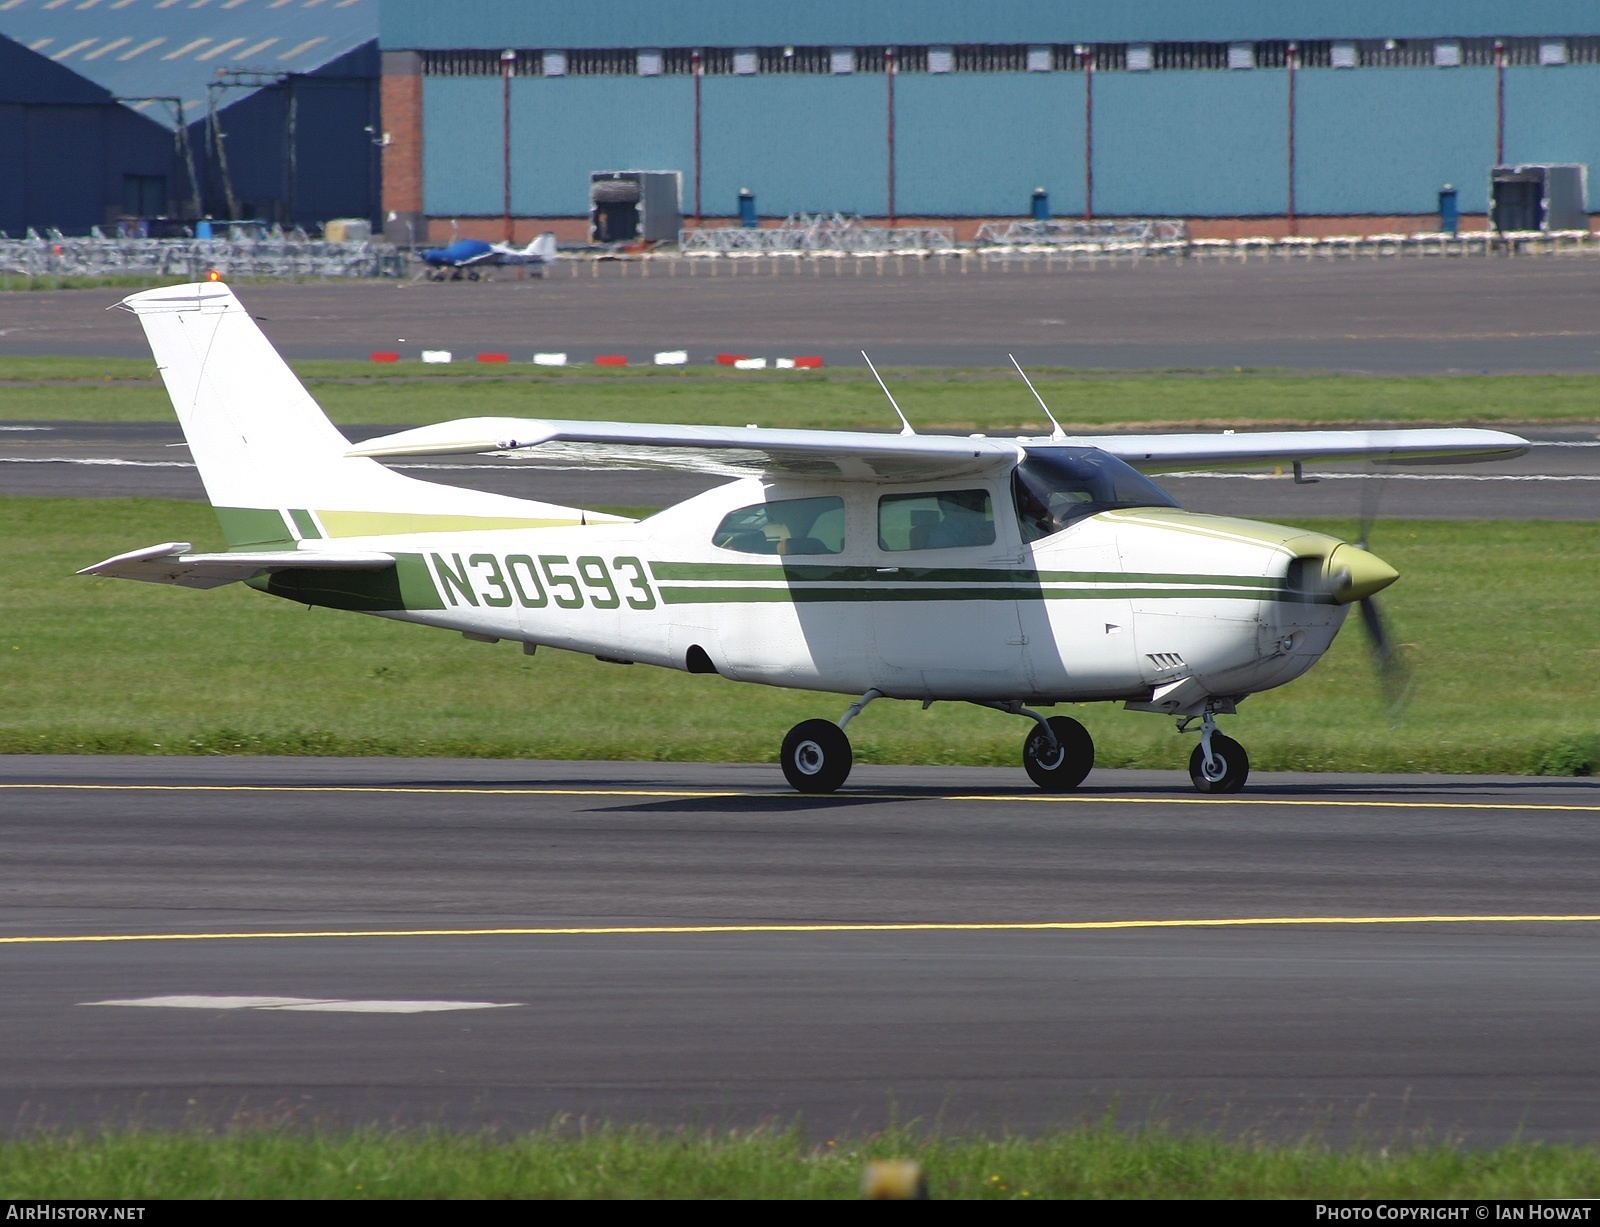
[1186, 709, 1250, 793]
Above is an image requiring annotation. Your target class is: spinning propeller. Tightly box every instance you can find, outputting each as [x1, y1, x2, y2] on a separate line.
[1351, 493, 1413, 718]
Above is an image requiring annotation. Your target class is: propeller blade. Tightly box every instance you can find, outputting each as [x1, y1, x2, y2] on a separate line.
[1358, 596, 1412, 718]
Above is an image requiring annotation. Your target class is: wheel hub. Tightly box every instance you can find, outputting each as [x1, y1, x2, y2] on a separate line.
[793, 740, 825, 775]
[1029, 732, 1065, 771]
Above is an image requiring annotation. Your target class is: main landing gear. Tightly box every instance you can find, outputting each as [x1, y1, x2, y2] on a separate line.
[780, 689, 879, 793]
[779, 692, 1097, 795]
[1185, 709, 1250, 793]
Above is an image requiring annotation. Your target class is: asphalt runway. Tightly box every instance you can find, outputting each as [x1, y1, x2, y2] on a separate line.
[3, 755, 1600, 1141]
[3, 420, 1596, 520]
[5, 256, 1600, 371]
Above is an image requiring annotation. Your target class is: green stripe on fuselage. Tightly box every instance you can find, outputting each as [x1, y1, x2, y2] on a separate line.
[649, 560, 1282, 588]
[658, 585, 1286, 606]
[247, 552, 444, 612]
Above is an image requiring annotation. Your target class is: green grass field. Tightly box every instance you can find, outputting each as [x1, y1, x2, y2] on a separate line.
[4, 497, 1595, 775]
[3, 356, 1600, 430]
[4, 1125, 1599, 1199]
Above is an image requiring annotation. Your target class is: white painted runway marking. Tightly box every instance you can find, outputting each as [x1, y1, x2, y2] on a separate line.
[83, 995, 520, 1013]
[271, 999, 521, 1013]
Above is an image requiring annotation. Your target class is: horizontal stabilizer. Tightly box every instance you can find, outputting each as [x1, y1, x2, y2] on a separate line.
[1079, 428, 1530, 472]
[348, 417, 1021, 483]
[80, 542, 395, 590]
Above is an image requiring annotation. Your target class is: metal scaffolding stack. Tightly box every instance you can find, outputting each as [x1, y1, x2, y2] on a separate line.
[680, 212, 956, 254]
[972, 219, 1191, 246]
[0, 230, 408, 281]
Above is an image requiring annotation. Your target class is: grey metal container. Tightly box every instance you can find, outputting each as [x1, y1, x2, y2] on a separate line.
[1490, 163, 1588, 232]
[589, 170, 683, 243]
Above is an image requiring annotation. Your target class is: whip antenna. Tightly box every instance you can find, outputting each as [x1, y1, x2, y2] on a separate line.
[1009, 354, 1066, 441]
[862, 350, 915, 436]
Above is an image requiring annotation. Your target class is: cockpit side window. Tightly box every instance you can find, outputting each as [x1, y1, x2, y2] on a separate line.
[1012, 447, 1179, 542]
[878, 489, 996, 552]
[712, 495, 845, 555]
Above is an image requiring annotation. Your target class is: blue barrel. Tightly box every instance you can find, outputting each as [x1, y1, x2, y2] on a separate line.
[738, 188, 757, 228]
[1439, 185, 1459, 236]
[1031, 187, 1049, 221]
[195, 219, 213, 239]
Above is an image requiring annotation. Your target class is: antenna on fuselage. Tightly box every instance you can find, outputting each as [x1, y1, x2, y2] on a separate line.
[862, 350, 915, 436]
[1008, 353, 1067, 441]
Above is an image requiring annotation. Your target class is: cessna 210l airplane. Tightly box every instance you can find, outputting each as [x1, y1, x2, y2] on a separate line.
[83, 282, 1529, 794]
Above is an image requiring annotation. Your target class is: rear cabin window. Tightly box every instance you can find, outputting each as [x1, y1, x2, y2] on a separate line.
[712, 495, 845, 555]
[878, 489, 996, 552]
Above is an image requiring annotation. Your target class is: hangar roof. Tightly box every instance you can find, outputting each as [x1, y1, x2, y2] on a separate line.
[0, 0, 375, 127]
[381, 0, 1600, 49]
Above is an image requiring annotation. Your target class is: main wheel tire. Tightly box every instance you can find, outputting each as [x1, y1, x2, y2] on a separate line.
[1022, 716, 1095, 792]
[1189, 733, 1249, 793]
[781, 719, 853, 794]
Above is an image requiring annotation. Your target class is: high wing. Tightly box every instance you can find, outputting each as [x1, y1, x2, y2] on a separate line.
[489, 233, 558, 264]
[348, 416, 1528, 481]
[1069, 427, 1530, 472]
[79, 541, 395, 590]
[348, 417, 1021, 483]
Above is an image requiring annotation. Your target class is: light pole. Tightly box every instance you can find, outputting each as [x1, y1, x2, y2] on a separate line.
[1078, 45, 1094, 220]
[500, 48, 515, 242]
[1286, 42, 1298, 236]
[1494, 40, 1506, 164]
[692, 49, 703, 226]
[886, 46, 897, 226]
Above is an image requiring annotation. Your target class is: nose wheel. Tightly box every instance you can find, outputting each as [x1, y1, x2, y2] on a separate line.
[1189, 731, 1249, 793]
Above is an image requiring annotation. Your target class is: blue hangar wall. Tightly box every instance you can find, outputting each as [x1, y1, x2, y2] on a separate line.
[186, 43, 381, 230]
[417, 64, 1600, 219]
[0, 35, 178, 235]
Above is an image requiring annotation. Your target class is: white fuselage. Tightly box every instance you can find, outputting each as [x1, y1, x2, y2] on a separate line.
[306, 475, 1349, 709]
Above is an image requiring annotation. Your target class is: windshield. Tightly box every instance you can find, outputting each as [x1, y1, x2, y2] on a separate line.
[1012, 447, 1179, 542]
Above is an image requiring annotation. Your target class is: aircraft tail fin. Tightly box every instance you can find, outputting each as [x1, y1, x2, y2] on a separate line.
[528, 231, 558, 260]
[119, 282, 625, 547]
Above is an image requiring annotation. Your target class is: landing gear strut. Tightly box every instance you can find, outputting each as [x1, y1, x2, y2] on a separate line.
[983, 701, 1094, 792]
[1020, 715, 1094, 791]
[1186, 709, 1249, 793]
[779, 689, 880, 794]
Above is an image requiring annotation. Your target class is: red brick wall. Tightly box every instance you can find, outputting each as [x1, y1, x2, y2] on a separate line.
[380, 59, 422, 218]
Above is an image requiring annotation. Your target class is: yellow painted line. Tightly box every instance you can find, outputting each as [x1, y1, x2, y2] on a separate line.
[0, 784, 742, 799]
[3, 915, 1600, 947]
[948, 794, 1600, 814]
[1, 782, 1597, 814]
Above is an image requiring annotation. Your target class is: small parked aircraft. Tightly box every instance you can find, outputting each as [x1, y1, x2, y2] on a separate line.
[417, 232, 558, 280]
[84, 283, 1529, 793]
